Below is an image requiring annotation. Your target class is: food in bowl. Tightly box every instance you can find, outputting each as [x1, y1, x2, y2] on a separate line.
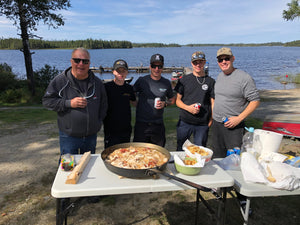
[174, 152, 204, 175]
[105, 146, 168, 169]
[183, 157, 197, 165]
[187, 145, 209, 156]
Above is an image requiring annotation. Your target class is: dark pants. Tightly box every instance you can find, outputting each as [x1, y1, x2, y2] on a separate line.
[176, 120, 209, 151]
[59, 131, 97, 155]
[211, 119, 244, 158]
[104, 130, 132, 149]
[133, 122, 166, 147]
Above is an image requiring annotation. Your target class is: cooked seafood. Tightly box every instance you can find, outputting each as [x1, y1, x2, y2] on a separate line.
[106, 146, 169, 169]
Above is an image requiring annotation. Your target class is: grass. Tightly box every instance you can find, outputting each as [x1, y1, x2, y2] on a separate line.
[0, 108, 56, 124]
[0, 104, 261, 133]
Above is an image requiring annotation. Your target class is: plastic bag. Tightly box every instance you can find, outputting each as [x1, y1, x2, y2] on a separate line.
[217, 154, 241, 170]
[240, 152, 267, 184]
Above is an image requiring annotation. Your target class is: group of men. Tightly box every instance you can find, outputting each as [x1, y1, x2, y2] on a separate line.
[42, 47, 260, 160]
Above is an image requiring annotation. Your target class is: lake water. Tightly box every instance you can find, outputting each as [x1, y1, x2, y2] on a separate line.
[0, 46, 299, 90]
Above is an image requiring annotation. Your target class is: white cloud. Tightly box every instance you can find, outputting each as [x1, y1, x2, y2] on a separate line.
[0, 0, 298, 44]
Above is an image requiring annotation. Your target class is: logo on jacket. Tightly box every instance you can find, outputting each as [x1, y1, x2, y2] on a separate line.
[202, 84, 208, 90]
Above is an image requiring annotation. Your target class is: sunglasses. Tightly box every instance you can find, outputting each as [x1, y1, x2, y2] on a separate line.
[151, 64, 163, 69]
[217, 57, 231, 63]
[192, 54, 205, 60]
[72, 58, 90, 64]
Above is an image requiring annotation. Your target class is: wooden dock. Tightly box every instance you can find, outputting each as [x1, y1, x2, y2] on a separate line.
[90, 66, 185, 73]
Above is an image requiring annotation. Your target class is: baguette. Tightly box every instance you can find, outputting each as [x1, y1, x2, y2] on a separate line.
[65, 151, 91, 184]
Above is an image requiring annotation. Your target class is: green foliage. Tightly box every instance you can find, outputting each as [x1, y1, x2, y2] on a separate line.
[0, 63, 60, 104]
[284, 40, 300, 47]
[132, 43, 181, 48]
[2, 38, 300, 49]
[0, 63, 18, 92]
[0, 38, 133, 49]
[0, 0, 71, 35]
[283, 0, 300, 21]
[245, 117, 264, 129]
[33, 64, 61, 89]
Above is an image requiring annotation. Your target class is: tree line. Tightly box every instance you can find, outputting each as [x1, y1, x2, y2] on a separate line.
[0, 38, 133, 49]
[1, 38, 300, 50]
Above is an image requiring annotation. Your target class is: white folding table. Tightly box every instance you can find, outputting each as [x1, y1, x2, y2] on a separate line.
[51, 153, 234, 225]
[222, 166, 300, 225]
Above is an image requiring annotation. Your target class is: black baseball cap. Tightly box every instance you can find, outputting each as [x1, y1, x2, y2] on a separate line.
[113, 59, 128, 71]
[150, 54, 164, 65]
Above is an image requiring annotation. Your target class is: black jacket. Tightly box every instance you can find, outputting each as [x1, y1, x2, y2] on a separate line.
[42, 67, 107, 137]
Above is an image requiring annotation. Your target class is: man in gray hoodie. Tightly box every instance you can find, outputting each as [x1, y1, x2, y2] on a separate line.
[43, 47, 107, 155]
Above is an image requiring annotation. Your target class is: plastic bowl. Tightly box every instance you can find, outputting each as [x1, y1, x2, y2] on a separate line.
[174, 162, 202, 175]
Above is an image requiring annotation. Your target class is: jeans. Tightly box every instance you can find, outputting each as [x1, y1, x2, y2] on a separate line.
[176, 120, 209, 151]
[59, 131, 97, 155]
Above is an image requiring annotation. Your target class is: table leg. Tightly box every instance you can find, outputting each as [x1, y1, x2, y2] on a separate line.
[56, 198, 72, 225]
[195, 189, 200, 225]
[217, 188, 227, 225]
[194, 189, 217, 225]
[240, 198, 251, 225]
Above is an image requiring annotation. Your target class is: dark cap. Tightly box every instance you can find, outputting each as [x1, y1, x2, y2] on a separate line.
[113, 59, 128, 71]
[191, 51, 206, 62]
[150, 54, 164, 65]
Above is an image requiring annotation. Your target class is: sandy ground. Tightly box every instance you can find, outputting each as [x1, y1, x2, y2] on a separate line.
[0, 89, 299, 225]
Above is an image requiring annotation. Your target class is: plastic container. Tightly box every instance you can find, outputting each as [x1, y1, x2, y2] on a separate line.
[217, 154, 241, 170]
[253, 129, 283, 156]
[241, 127, 254, 153]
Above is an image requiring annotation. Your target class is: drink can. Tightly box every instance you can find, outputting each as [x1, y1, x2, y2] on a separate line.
[233, 147, 241, 155]
[226, 149, 235, 156]
[154, 97, 160, 109]
[222, 116, 229, 123]
[194, 103, 201, 109]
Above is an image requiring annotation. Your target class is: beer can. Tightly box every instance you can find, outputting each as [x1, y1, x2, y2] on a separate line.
[233, 147, 241, 155]
[226, 149, 235, 156]
[222, 116, 229, 123]
[154, 97, 160, 109]
[194, 103, 201, 109]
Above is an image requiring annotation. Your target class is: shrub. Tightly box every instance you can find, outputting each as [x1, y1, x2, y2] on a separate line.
[0, 64, 61, 104]
[34, 64, 61, 90]
[0, 63, 18, 92]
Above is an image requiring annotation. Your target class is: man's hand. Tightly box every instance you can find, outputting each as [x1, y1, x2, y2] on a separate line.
[188, 104, 200, 115]
[224, 116, 242, 128]
[71, 97, 87, 108]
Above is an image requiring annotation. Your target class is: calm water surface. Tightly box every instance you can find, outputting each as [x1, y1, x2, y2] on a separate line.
[0, 46, 299, 90]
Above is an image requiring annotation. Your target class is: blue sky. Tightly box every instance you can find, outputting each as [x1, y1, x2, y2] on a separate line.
[0, 0, 299, 44]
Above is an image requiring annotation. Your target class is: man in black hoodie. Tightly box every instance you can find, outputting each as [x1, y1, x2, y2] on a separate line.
[43, 47, 107, 155]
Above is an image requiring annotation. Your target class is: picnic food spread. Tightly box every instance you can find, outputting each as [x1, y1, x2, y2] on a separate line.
[187, 145, 209, 156]
[106, 146, 169, 169]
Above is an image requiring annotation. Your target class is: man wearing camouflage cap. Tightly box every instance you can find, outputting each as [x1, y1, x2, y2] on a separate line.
[212, 47, 260, 158]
